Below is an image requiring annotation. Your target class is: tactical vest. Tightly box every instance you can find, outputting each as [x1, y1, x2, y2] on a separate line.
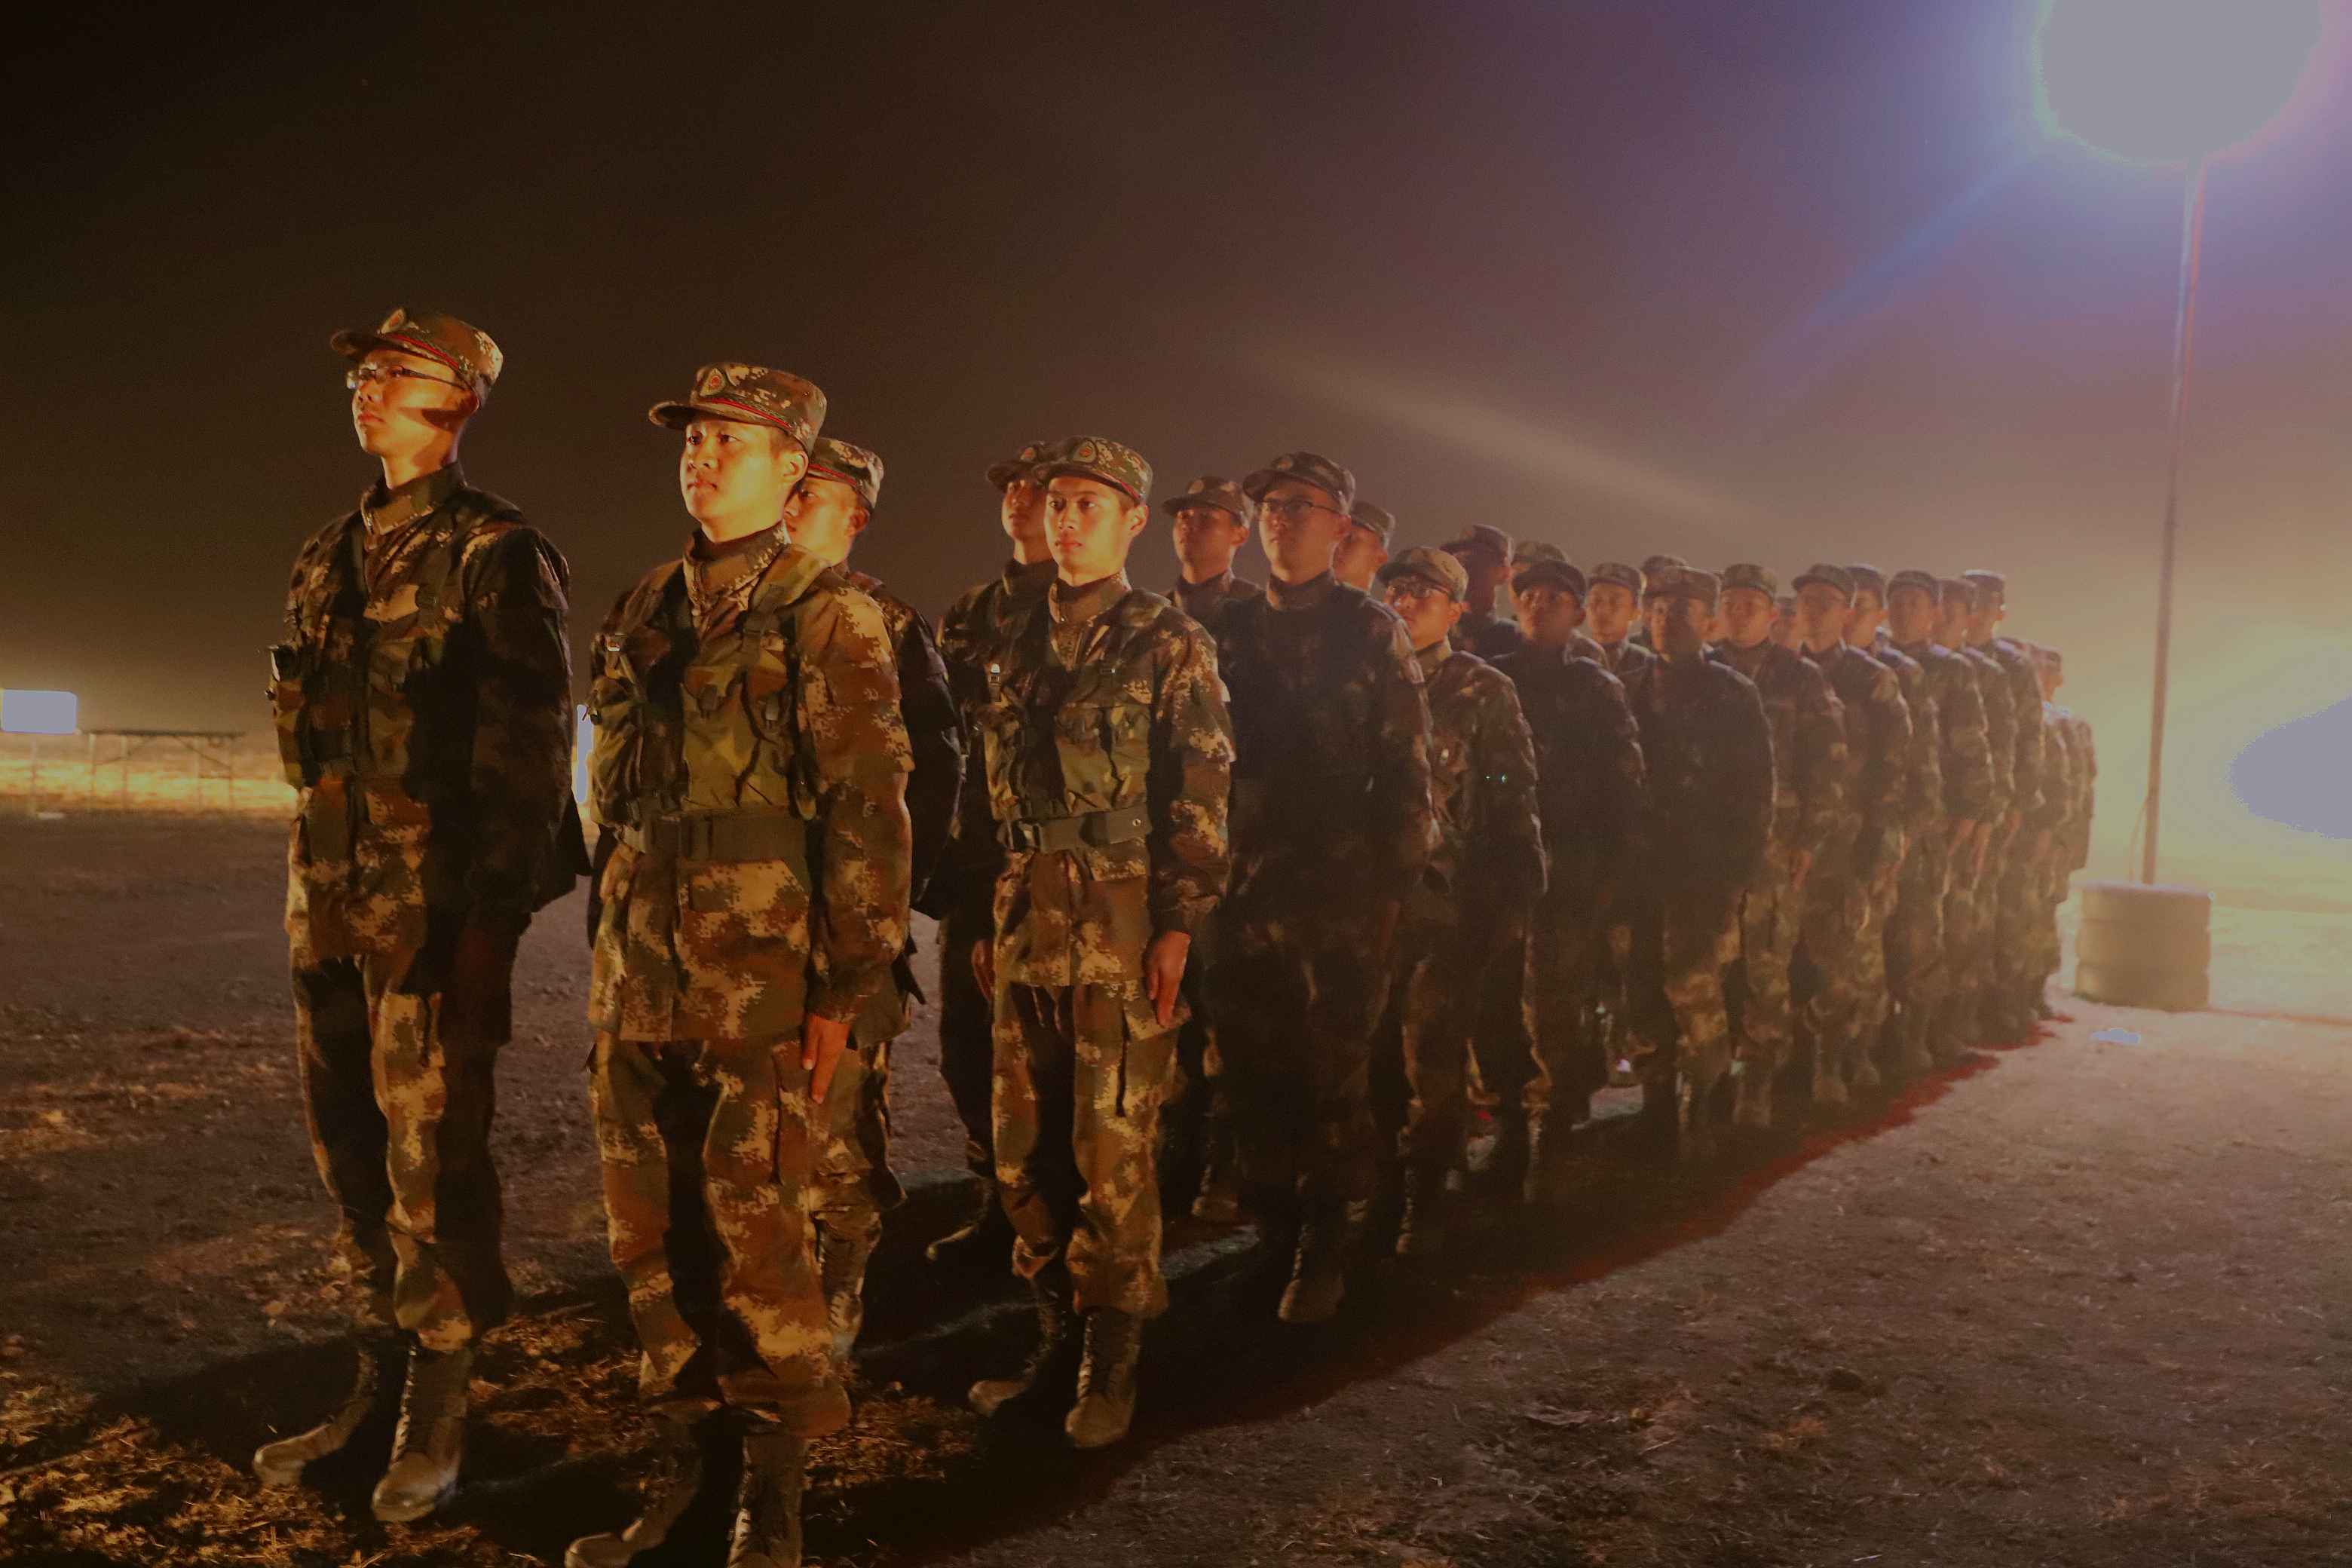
[975, 593, 1154, 856]
[268, 490, 519, 803]
[588, 547, 828, 874]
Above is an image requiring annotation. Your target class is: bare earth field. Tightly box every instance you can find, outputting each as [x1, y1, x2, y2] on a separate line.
[2, 813, 2348, 1566]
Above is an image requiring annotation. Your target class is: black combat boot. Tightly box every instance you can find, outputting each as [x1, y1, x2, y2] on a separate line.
[818, 1223, 877, 1375]
[253, 1334, 399, 1488]
[565, 1416, 705, 1568]
[727, 1423, 807, 1568]
[1190, 1103, 1242, 1223]
[969, 1270, 1081, 1416]
[926, 1181, 1013, 1266]
[1279, 1199, 1349, 1325]
[1394, 1161, 1450, 1259]
[1064, 1309, 1143, 1449]
[370, 1342, 473, 1523]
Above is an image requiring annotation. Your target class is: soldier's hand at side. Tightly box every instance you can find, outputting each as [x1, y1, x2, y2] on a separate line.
[970, 939, 995, 1000]
[1145, 931, 1192, 1028]
[802, 1012, 853, 1104]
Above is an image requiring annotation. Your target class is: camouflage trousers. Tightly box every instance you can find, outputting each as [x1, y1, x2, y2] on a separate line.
[1628, 892, 1743, 1150]
[1883, 835, 1952, 1073]
[1731, 844, 1805, 1116]
[1522, 896, 1609, 1128]
[587, 1031, 845, 1433]
[1465, 916, 1534, 1126]
[993, 979, 1178, 1318]
[1213, 874, 1392, 1205]
[1937, 848, 1992, 1058]
[935, 894, 999, 1182]
[1993, 836, 2052, 1025]
[1372, 911, 1481, 1174]
[1795, 868, 1879, 1104]
[2038, 858, 2073, 996]
[813, 1025, 902, 1272]
[292, 947, 510, 1355]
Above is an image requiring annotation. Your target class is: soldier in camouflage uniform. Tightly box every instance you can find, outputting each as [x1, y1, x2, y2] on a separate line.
[1369, 547, 1543, 1251]
[782, 437, 965, 1370]
[1845, 565, 1940, 1080]
[1938, 577, 2015, 1060]
[1962, 569, 2048, 1042]
[570, 365, 913, 1568]
[258, 308, 578, 1524]
[1442, 522, 1527, 662]
[1622, 568, 1773, 1159]
[1627, 554, 1688, 654]
[1493, 548, 1646, 1199]
[1884, 570, 1995, 1076]
[2026, 647, 2082, 1019]
[1709, 563, 1845, 1127]
[926, 443, 1058, 1266]
[1215, 450, 1434, 1324]
[960, 437, 1232, 1450]
[1789, 566, 1910, 1107]
[1165, 473, 1266, 623]
[2047, 651, 2096, 1016]
[1335, 500, 1395, 591]
[1585, 560, 1655, 682]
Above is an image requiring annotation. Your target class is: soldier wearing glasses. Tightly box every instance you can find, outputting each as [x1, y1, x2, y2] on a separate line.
[258, 308, 579, 1522]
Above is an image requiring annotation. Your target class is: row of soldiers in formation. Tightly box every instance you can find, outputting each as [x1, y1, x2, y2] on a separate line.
[254, 309, 2094, 1568]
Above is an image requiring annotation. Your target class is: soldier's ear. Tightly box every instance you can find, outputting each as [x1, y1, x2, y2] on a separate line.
[776, 441, 810, 485]
[1122, 501, 1150, 542]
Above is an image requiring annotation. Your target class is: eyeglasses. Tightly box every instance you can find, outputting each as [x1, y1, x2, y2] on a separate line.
[1257, 497, 1341, 524]
[346, 363, 467, 391]
[1381, 579, 1444, 607]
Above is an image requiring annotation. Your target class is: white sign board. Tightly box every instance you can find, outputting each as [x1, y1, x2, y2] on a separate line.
[0, 690, 78, 736]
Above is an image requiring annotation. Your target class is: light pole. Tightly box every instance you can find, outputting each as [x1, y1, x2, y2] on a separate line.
[2140, 156, 2204, 884]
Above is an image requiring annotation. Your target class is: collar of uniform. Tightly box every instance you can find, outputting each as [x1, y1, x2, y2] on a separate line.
[361, 462, 464, 535]
[684, 522, 788, 619]
[1800, 641, 1848, 669]
[1050, 570, 1129, 626]
[1174, 568, 1235, 603]
[1717, 639, 1769, 678]
[1266, 570, 1335, 611]
[1003, 556, 1058, 595]
[1413, 637, 1453, 678]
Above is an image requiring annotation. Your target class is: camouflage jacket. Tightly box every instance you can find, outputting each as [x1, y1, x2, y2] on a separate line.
[1984, 637, 2045, 824]
[1629, 654, 1774, 899]
[1211, 571, 1435, 890]
[1458, 606, 1526, 663]
[845, 570, 964, 914]
[273, 464, 578, 960]
[1415, 640, 1545, 918]
[1594, 638, 1655, 684]
[1171, 568, 1264, 626]
[2063, 711, 2096, 869]
[1804, 643, 1912, 879]
[933, 556, 1058, 911]
[2037, 704, 2077, 846]
[1872, 638, 1944, 847]
[1960, 646, 2017, 825]
[1894, 639, 1995, 828]
[963, 571, 1233, 989]
[1710, 640, 1846, 860]
[1492, 642, 1644, 900]
[586, 528, 912, 1040]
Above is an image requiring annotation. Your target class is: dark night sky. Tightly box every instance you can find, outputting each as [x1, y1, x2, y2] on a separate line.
[4, 1, 2347, 890]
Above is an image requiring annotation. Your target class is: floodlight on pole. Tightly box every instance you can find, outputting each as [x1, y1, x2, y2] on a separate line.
[2030, 0, 2321, 887]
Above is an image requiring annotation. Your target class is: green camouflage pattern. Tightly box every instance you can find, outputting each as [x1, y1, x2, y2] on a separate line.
[844, 571, 964, 915]
[1510, 540, 1586, 598]
[587, 531, 914, 1040]
[1159, 473, 1257, 525]
[1884, 636, 1989, 1067]
[331, 305, 503, 397]
[1379, 546, 1470, 603]
[809, 436, 885, 509]
[1349, 500, 1398, 546]
[648, 363, 826, 452]
[1037, 434, 1153, 503]
[1245, 451, 1357, 515]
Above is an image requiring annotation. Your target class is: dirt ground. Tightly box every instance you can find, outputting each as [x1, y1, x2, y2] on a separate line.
[2, 813, 2348, 1566]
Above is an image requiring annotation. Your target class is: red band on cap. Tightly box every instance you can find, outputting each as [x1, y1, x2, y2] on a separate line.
[807, 461, 859, 487]
[381, 332, 470, 381]
[701, 394, 804, 443]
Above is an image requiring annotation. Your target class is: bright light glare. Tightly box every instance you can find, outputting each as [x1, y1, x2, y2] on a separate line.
[0, 689, 79, 736]
[2032, 0, 2323, 164]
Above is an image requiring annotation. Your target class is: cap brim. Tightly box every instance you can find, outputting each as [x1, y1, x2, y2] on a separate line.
[332, 328, 484, 391]
[1790, 573, 1849, 598]
[1037, 461, 1142, 504]
[1159, 495, 1244, 519]
[985, 461, 1037, 489]
[1512, 567, 1584, 595]
[647, 400, 803, 446]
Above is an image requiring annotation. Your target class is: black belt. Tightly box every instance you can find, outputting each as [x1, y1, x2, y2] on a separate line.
[996, 804, 1150, 854]
[619, 809, 807, 863]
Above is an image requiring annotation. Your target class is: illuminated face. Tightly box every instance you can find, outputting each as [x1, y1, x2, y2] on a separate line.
[1845, 587, 1887, 647]
[1380, 574, 1464, 651]
[1513, 580, 1586, 651]
[349, 347, 472, 464]
[1045, 474, 1147, 584]
[783, 476, 865, 566]
[1935, 593, 1972, 648]
[1720, 586, 1775, 648]
[1886, 584, 1938, 646]
[1658, 596, 1711, 657]
[1171, 504, 1248, 580]
[1587, 581, 1640, 644]
[1257, 479, 1349, 583]
[1332, 522, 1389, 590]
[1793, 583, 1851, 651]
[680, 417, 804, 537]
[1000, 474, 1047, 553]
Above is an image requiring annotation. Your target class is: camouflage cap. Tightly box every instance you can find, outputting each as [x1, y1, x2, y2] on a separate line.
[1441, 522, 1513, 562]
[1376, 544, 1470, 603]
[1792, 562, 1855, 600]
[1588, 560, 1644, 596]
[1962, 568, 2008, 600]
[1159, 474, 1257, 525]
[1937, 576, 1978, 611]
[1887, 568, 1943, 601]
[986, 439, 1052, 491]
[1647, 565, 1720, 610]
[1511, 540, 1587, 599]
[1640, 553, 1689, 577]
[331, 306, 503, 400]
[807, 436, 884, 510]
[1038, 435, 1153, 504]
[1349, 501, 1397, 546]
[1243, 451, 1357, 516]
[648, 363, 826, 452]
[1845, 562, 1888, 599]
[1720, 562, 1778, 599]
